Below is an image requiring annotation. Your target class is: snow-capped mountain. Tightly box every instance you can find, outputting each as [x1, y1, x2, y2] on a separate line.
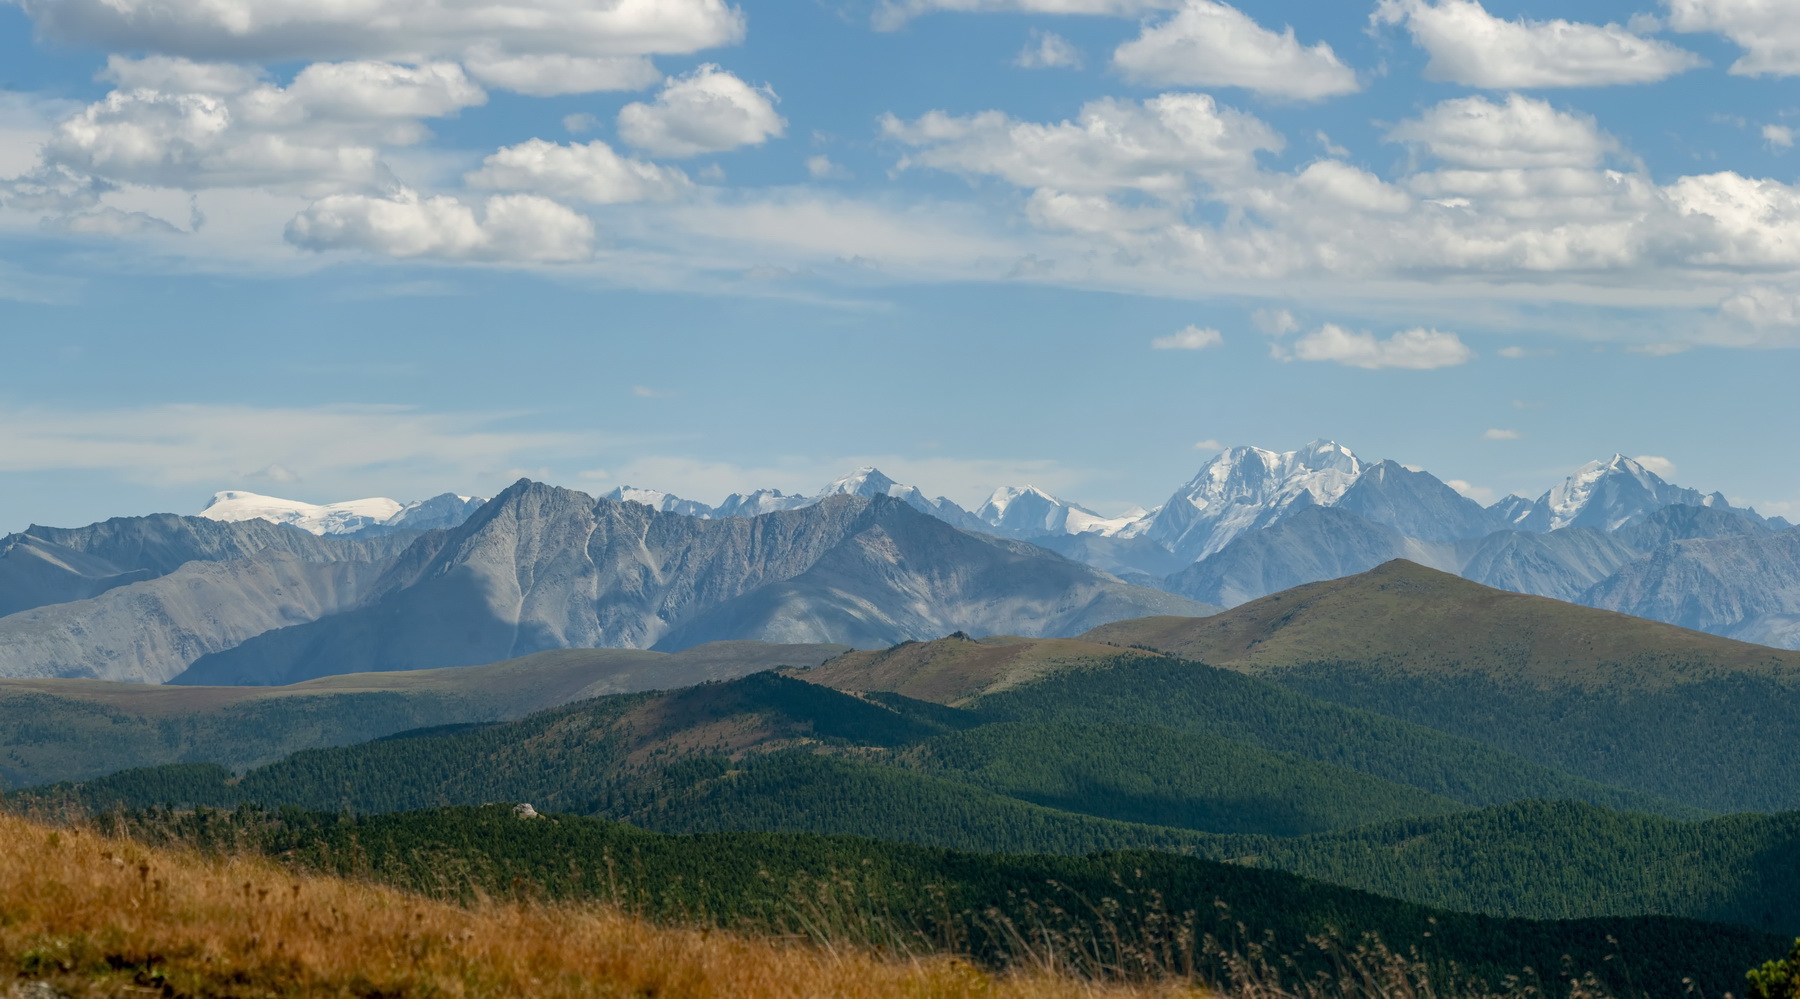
[976, 485, 1148, 539]
[1514, 454, 1749, 532]
[200, 491, 405, 536]
[603, 486, 717, 518]
[1142, 440, 1369, 561]
[198, 491, 487, 536]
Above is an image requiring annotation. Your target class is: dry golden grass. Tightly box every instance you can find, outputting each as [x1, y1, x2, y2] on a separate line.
[0, 810, 1206, 999]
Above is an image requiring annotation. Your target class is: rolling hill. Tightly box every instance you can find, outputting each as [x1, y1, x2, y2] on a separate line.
[1081, 560, 1800, 811]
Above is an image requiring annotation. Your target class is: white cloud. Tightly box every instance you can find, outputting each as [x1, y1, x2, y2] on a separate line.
[1766, 124, 1796, 149]
[883, 93, 1281, 197]
[466, 139, 692, 204]
[1252, 307, 1299, 336]
[617, 65, 785, 158]
[6, 60, 485, 207]
[1387, 94, 1615, 169]
[806, 155, 850, 180]
[563, 113, 601, 134]
[1192, 438, 1225, 450]
[1633, 454, 1678, 477]
[1667, 0, 1800, 77]
[0, 402, 603, 492]
[14, 0, 745, 68]
[1016, 29, 1084, 69]
[1273, 324, 1475, 369]
[285, 188, 594, 262]
[1446, 478, 1497, 503]
[1112, 0, 1359, 99]
[1150, 324, 1223, 349]
[1373, 0, 1703, 88]
[875, 0, 1177, 29]
[1482, 427, 1521, 439]
[461, 50, 661, 97]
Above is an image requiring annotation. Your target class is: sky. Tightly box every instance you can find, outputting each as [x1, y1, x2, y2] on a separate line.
[2, 0, 1799, 531]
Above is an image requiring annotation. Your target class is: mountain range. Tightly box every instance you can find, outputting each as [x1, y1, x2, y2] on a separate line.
[181, 443, 1800, 649]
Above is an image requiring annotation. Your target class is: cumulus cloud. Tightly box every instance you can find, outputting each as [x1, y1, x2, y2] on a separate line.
[806, 155, 850, 180]
[285, 188, 594, 262]
[1667, 0, 1800, 77]
[1374, 0, 1703, 88]
[13, 0, 745, 69]
[617, 65, 785, 158]
[461, 50, 662, 97]
[1446, 478, 1498, 503]
[1273, 324, 1475, 369]
[1633, 454, 1678, 477]
[1113, 0, 1360, 99]
[1482, 427, 1521, 439]
[8, 60, 484, 203]
[1192, 438, 1225, 450]
[1387, 94, 1615, 169]
[466, 139, 692, 204]
[1252, 308, 1299, 335]
[883, 93, 1280, 197]
[875, 0, 1177, 29]
[1016, 29, 1084, 69]
[1151, 324, 1223, 349]
[1766, 125, 1796, 149]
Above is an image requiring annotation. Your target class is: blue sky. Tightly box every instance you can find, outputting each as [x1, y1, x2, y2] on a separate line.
[2, 0, 1799, 530]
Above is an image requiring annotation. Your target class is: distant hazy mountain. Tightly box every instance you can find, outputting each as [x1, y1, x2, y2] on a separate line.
[976, 485, 1147, 539]
[1164, 507, 1457, 607]
[198, 490, 488, 536]
[171, 482, 1213, 686]
[0, 514, 409, 619]
[1584, 529, 1800, 647]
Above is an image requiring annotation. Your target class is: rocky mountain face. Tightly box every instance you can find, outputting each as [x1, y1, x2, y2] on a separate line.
[0, 515, 411, 619]
[168, 483, 1213, 686]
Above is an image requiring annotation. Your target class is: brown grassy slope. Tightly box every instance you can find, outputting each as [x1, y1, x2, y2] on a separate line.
[0, 810, 1198, 999]
[0, 640, 849, 718]
[796, 634, 1164, 705]
[1079, 560, 1800, 690]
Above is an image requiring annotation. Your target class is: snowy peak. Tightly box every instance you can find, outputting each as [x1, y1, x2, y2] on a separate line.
[198, 490, 488, 536]
[976, 485, 1146, 539]
[1145, 440, 1369, 560]
[200, 491, 404, 536]
[1522, 454, 1736, 532]
[604, 486, 716, 518]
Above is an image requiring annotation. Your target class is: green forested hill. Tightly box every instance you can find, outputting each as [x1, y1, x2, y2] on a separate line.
[1077, 561, 1800, 812]
[109, 804, 1788, 999]
[1192, 800, 1800, 935]
[0, 641, 845, 789]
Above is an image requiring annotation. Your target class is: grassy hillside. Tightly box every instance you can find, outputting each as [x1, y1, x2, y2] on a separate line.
[0, 641, 845, 788]
[104, 804, 1793, 999]
[0, 808, 1230, 999]
[1080, 559, 1800, 689]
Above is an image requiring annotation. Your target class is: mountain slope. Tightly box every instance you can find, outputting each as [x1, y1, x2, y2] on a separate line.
[0, 513, 413, 620]
[0, 641, 845, 788]
[1082, 561, 1800, 810]
[1086, 559, 1800, 688]
[1163, 507, 1457, 607]
[173, 482, 1211, 686]
[1584, 529, 1800, 647]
